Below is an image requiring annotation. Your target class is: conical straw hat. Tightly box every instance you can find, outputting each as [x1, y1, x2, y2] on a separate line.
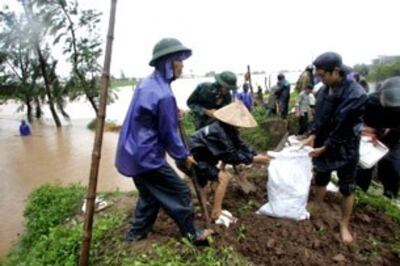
[214, 101, 257, 128]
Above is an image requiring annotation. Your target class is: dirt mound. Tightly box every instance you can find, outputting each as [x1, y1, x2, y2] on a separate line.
[115, 166, 400, 265]
[213, 167, 400, 265]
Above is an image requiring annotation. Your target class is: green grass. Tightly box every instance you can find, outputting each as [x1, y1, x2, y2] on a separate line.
[240, 106, 273, 151]
[87, 118, 121, 132]
[6, 184, 85, 265]
[120, 240, 248, 266]
[4, 184, 247, 266]
[110, 79, 137, 89]
[356, 189, 400, 224]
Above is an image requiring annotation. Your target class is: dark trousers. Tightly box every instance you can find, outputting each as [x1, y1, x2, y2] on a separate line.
[298, 112, 309, 135]
[315, 160, 358, 196]
[279, 98, 289, 119]
[128, 164, 196, 238]
[378, 142, 400, 198]
[356, 142, 400, 198]
[356, 166, 374, 192]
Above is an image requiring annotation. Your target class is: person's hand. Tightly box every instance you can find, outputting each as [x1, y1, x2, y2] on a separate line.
[205, 109, 216, 118]
[362, 126, 378, 144]
[185, 155, 197, 168]
[309, 146, 325, 158]
[362, 126, 376, 135]
[253, 154, 274, 164]
[300, 134, 316, 148]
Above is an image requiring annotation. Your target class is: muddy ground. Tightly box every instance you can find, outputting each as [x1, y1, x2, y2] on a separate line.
[106, 165, 400, 265]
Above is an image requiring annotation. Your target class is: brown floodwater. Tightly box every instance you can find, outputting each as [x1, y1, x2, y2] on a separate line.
[0, 117, 134, 258]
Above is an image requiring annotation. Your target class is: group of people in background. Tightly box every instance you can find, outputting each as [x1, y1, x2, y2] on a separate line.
[115, 37, 400, 246]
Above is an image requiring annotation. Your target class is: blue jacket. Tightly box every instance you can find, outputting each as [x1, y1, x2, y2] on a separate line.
[115, 70, 188, 176]
[19, 122, 31, 136]
[275, 79, 290, 101]
[238, 91, 253, 110]
[311, 79, 368, 171]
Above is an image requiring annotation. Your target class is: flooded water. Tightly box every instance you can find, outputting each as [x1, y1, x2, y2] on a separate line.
[0, 117, 134, 257]
[0, 74, 300, 257]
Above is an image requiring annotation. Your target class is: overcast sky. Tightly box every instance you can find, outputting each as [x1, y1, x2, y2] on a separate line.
[3, 0, 400, 78]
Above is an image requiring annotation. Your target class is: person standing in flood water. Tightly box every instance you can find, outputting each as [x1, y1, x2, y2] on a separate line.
[19, 120, 31, 136]
[115, 38, 212, 245]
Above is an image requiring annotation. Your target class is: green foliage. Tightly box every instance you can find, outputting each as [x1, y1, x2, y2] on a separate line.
[7, 211, 122, 266]
[87, 118, 121, 132]
[353, 63, 369, 76]
[5, 182, 246, 265]
[353, 58, 400, 82]
[121, 240, 247, 266]
[0, 9, 41, 119]
[356, 190, 400, 224]
[111, 78, 137, 89]
[391, 241, 400, 258]
[368, 62, 400, 82]
[288, 90, 299, 110]
[1, 0, 106, 121]
[5, 184, 84, 265]
[181, 110, 197, 136]
[22, 184, 85, 247]
[5, 183, 125, 266]
[240, 106, 271, 151]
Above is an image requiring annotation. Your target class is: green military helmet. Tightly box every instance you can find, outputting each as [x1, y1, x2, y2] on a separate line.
[149, 38, 192, 66]
[215, 71, 238, 90]
[380, 76, 400, 108]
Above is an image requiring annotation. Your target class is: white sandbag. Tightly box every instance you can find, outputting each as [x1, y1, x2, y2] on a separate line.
[257, 146, 313, 221]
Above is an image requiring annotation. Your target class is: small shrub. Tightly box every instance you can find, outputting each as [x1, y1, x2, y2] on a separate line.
[22, 184, 85, 247]
[87, 118, 121, 132]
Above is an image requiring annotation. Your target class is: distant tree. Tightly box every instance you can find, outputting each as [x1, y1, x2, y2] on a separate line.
[38, 0, 103, 116]
[19, 0, 62, 127]
[353, 63, 369, 77]
[205, 70, 216, 77]
[370, 62, 400, 82]
[0, 9, 42, 122]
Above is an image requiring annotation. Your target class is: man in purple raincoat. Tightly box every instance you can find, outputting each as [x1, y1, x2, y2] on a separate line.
[115, 38, 210, 245]
[238, 83, 253, 110]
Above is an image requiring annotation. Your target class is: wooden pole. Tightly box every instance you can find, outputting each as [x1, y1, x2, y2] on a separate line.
[178, 122, 211, 227]
[247, 65, 254, 95]
[79, 0, 117, 265]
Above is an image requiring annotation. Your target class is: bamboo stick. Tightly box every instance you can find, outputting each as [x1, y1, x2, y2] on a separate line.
[247, 65, 254, 95]
[79, 0, 117, 265]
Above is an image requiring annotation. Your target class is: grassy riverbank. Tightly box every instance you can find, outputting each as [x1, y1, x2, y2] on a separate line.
[3, 173, 400, 265]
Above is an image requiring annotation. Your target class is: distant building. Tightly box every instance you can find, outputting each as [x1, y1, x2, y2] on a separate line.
[372, 55, 400, 65]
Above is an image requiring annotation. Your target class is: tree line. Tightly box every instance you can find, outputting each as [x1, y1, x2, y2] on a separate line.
[353, 57, 400, 83]
[0, 0, 104, 127]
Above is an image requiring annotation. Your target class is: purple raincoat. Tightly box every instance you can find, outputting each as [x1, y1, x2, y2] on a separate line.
[115, 70, 189, 176]
[238, 91, 253, 110]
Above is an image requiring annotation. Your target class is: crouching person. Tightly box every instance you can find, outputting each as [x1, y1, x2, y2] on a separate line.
[187, 101, 272, 220]
[115, 38, 211, 246]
